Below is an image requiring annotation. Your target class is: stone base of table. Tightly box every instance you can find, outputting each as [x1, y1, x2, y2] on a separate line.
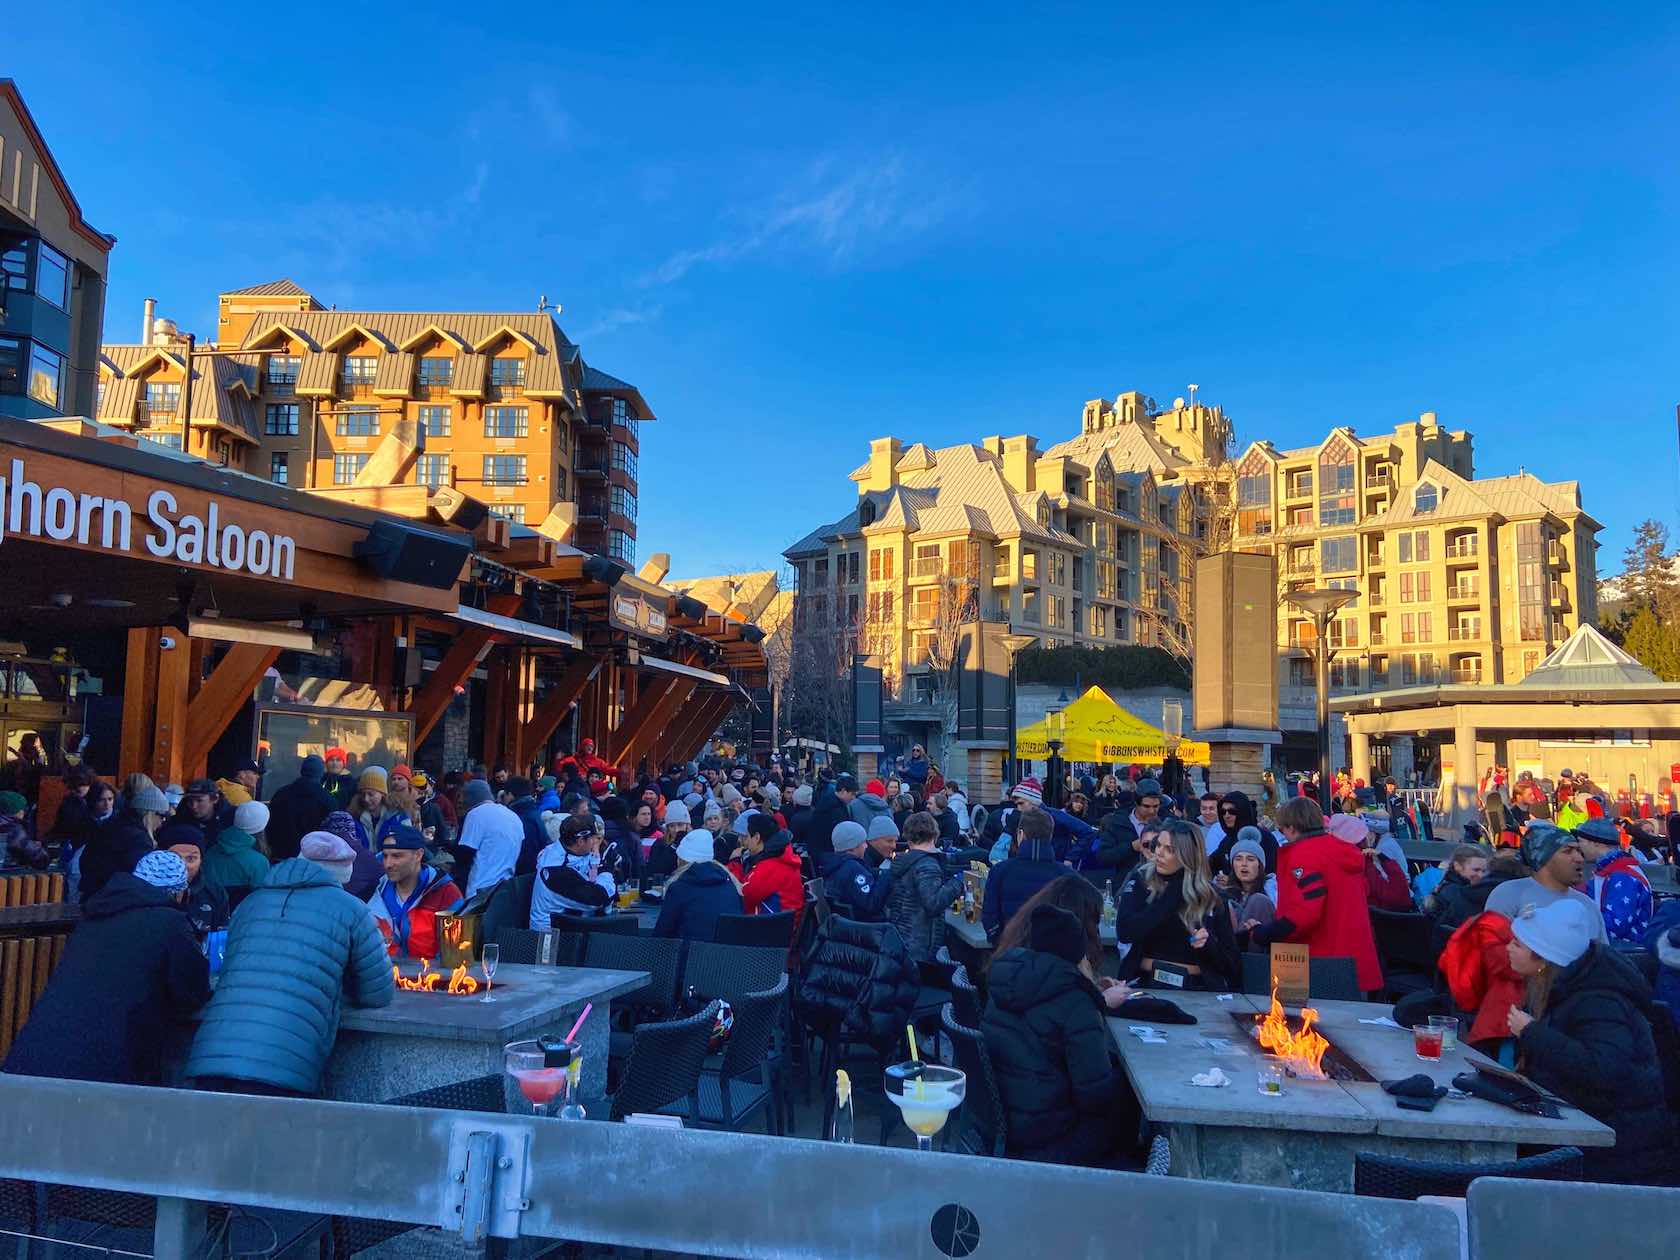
[320, 1003, 610, 1104]
[1166, 1122, 1516, 1194]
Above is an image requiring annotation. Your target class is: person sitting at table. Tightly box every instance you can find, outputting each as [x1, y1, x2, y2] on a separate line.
[1113, 818, 1240, 991]
[644, 800, 691, 881]
[982, 807, 1065, 943]
[738, 819, 805, 929]
[368, 826, 464, 959]
[1333, 813, 1412, 913]
[655, 828, 743, 941]
[1505, 899, 1676, 1185]
[531, 814, 617, 927]
[4, 851, 210, 1085]
[185, 845, 394, 1097]
[982, 890, 1139, 1168]
[820, 820, 893, 922]
[1218, 830, 1275, 943]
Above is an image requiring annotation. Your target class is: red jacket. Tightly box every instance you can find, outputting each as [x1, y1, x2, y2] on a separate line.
[1439, 910, 1524, 1047]
[1275, 832, 1383, 992]
[1363, 854, 1414, 912]
[741, 847, 806, 929]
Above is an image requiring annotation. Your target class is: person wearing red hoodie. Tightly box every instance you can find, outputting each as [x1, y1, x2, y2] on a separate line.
[736, 815, 805, 930]
[1250, 797, 1383, 993]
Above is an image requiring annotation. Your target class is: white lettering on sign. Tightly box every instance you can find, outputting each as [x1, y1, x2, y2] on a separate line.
[0, 458, 294, 580]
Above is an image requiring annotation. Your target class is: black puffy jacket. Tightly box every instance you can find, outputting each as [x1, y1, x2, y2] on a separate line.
[1518, 944, 1676, 1184]
[795, 915, 917, 1054]
[981, 946, 1133, 1165]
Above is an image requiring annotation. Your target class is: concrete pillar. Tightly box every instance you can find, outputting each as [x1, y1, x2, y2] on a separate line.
[1451, 710, 1479, 828]
[1389, 735, 1415, 786]
[957, 743, 1006, 806]
[1196, 728, 1283, 802]
[1350, 727, 1372, 788]
[854, 749, 881, 782]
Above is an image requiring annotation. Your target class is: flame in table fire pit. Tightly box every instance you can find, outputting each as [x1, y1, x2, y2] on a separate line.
[393, 957, 480, 996]
[1256, 985, 1329, 1078]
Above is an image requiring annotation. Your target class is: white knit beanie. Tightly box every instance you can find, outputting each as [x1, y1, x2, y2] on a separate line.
[1510, 899, 1595, 968]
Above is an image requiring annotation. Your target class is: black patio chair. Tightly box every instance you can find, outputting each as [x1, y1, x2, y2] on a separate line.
[661, 975, 789, 1134]
[1369, 908, 1437, 999]
[714, 911, 796, 949]
[582, 932, 685, 1017]
[493, 926, 556, 966]
[550, 911, 639, 965]
[600, 1000, 722, 1121]
[1241, 952, 1363, 1002]
[479, 873, 534, 945]
[940, 1003, 1006, 1158]
[681, 941, 788, 1001]
[1353, 1146, 1582, 1200]
[950, 963, 983, 1028]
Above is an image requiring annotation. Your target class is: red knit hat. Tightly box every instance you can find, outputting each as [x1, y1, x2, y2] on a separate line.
[865, 778, 887, 799]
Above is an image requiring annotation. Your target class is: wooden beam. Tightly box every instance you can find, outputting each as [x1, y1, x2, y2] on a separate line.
[652, 693, 723, 770]
[498, 536, 556, 568]
[407, 595, 520, 746]
[519, 656, 601, 765]
[669, 693, 735, 765]
[120, 627, 160, 779]
[606, 670, 689, 769]
[183, 642, 283, 777]
[149, 633, 192, 789]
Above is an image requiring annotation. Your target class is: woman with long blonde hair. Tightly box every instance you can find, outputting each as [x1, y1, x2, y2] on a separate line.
[1113, 818, 1241, 991]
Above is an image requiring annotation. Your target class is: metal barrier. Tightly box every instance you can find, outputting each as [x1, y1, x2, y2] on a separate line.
[0, 1074, 1463, 1259]
[1467, 1177, 1680, 1260]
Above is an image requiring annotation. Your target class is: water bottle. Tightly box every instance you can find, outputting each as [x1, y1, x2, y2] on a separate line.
[831, 1069, 854, 1143]
[1102, 879, 1116, 926]
[559, 1054, 587, 1121]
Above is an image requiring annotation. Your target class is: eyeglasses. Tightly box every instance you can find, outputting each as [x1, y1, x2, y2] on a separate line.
[1220, 807, 1238, 816]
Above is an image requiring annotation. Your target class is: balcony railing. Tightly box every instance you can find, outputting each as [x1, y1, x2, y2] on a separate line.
[1451, 666, 1484, 684]
[265, 378, 297, 396]
[1447, 583, 1480, 601]
[487, 383, 525, 400]
[1369, 632, 1387, 646]
[1549, 582, 1569, 606]
[912, 558, 943, 578]
[1446, 539, 1479, 559]
[1448, 624, 1482, 640]
[416, 379, 454, 397]
[575, 460, 608, 477]
[340, 381, 376, 399]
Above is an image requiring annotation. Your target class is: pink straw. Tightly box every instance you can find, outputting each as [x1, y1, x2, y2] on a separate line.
[564, 1002, 593, 1044]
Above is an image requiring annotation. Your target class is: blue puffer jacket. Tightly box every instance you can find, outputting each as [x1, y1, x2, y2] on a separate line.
[185, 858, 395, 1094]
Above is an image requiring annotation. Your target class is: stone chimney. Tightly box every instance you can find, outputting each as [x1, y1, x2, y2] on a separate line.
[1001, 436, 1038, 493]
[863, 437, 904, 493]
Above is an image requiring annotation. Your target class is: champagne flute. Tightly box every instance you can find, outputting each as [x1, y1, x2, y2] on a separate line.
[479, 943, 500, 1002]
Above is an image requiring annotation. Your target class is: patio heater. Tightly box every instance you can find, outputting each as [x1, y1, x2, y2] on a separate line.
[1044, 706, 1067, 809]
[1283, 587, 1359, 812]
[998, 632, 1039, 789]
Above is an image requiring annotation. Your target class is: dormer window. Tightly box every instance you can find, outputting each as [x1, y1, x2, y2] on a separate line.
[1414, 484, 1439, 514]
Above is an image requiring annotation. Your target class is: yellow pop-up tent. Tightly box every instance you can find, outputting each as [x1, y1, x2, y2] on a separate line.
[1016, 685, 1209, 766]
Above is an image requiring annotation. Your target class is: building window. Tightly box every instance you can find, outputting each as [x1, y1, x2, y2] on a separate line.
[1287, 469, 1313, 497]
[1022, 588, 1041, 624]
[554, 467, 566, 500]
[336, 406, 378, 436]
[609, 397, 639, 442]
[141, 431, 183, 451]
[1049, 552, 1067, 585]
[266, 355, 300, 394]
[608, 529, 635, 563]
[269, 452, 289, 484]
[144, 381, 181, 414]
[1399, 571, 1432, 603]
[1318, 441, 1355, 526]
[418, 404, 451, 437]
[489, 358, 526, 389]
[1048, 595, 1066, 627]
[265, 403, 299, 435]
[35, 242, 69, 310]
[333, 453, 370, 484]
[869, 548, 895, 581]
[0, 239, 25, 290]
[609, 486, 637, 521]
[417, 454, 449, 487]
[482, 454, 528, 486]
[1414, 484, 1439, 514]
[1236, 454, 1273, 536]
[1397, 530, 1431, 563]
[417, 357, 454, 388]
[342, 356, 377, 387]
[27, 343, 63, 409]
[491, 504, 527, 524]
[1320, 536, 1357, 573]
[1022, 549, 1039, 581]
[1518, 522, 1547, 640]
[484, 405, 528, 438]
[611, 442, 637, 478]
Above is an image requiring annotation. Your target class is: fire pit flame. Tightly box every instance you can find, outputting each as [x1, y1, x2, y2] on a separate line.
[393, 957, 480, 996]
[1256, 985, 1330, 1079]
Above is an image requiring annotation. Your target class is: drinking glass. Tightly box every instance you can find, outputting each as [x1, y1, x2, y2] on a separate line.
[1428, 1015, 1459, 1053]
[884, 1063, 965, 1152]
[480, 943, 500, 1002]
[504, 1039, 565, 1117]
[1257, 1063, 1285, 1097]
[1413, 1024, 1445, 1062]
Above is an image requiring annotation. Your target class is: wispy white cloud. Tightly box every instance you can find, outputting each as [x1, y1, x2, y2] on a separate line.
[640, 152, 951, 287]
[464, 161, 491, 206]
[528, 87, 577, 146]
[574, 302, 665, 340]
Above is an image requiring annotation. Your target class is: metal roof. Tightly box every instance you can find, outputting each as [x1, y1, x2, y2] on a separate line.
[1519, 623, 1661, 689]
[223, 279, 313, 297]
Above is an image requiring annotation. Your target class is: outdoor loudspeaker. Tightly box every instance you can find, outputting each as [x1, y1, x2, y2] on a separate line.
[739, 623, 766, 644]
[1193, 551, 1278, 732]
[583, 555, 628, 586]
[675, 594, 707, 621]
[353, 521, 473, 589]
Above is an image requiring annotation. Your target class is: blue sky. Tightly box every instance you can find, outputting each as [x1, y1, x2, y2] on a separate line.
[13, 2, 1680, 579]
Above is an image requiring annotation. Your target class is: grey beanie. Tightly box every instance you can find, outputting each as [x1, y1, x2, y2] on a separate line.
[866, 814, 900, 842]
[463, 780, 493, 807]
[129, 785, 171, 815]
[1510, 899, 1595, 968]
[1230, 827, 1267, 868]
[831, 820, 867, 851]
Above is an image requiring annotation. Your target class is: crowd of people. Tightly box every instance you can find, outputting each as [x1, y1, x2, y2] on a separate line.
[2, 743, 1678, 1187]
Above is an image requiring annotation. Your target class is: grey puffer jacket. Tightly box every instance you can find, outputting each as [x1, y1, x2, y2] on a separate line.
[185, 858, 394, 1093]
[884, 848, 964, 964]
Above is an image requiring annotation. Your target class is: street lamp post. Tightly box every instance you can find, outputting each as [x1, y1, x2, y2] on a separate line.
[1283, 587, 1359, 812]
[1044, 706, 1067, 809]
[998, 632, 1038, 791]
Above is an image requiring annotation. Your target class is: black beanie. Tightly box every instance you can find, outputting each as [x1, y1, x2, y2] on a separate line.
[1028, 903, 1086, 967]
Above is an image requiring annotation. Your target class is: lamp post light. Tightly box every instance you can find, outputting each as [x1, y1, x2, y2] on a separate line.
[1044, 705, 1067, 809]
[998, 632, 1038, 790]
[1283, 587, 1360, 812]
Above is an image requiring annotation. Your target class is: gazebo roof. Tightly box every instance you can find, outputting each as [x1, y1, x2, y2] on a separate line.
[1519, 623, 1661, 690]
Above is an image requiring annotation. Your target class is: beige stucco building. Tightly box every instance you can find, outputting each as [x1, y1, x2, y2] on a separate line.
[93, 282, 652, 564]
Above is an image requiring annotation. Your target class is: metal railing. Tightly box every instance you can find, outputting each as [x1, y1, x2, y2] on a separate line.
[0, 1074, 1468, 1260]
[1448, 583, 1480, 600]
[1448, 624, 1482, 641]
[1447, 540, 1479, 559]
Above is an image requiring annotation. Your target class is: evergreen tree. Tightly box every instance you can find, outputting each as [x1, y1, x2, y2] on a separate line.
[1622, 606, 1680, 681]
[1621, 519, 1680, 623]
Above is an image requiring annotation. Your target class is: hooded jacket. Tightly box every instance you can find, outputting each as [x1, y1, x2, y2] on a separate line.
[1516, 943, 1675, 1184]
[265, 771, 336, 862]
[654, 862, 743, 941]
[202, 826, 272, 891]
[1207, 793, 1276, 876]
[78, 812, 155, 905]
[847, 791, 894, 832]
[185, 858, 395, 1094]
[884, 848, 964, 963]
[794, 915, 917, 1053]
[981, 838, 1064, 942]
[741, 845, 805, 926]
[981, 946, 1131, 1165]
[805, 786, 851, 859]
[1261, 829, 1383, 992]
[2, 873, 210, 1084]
[1439, 910, 1526, 1047]
[818, 850, 893, 923]
[1588, 851, 1653, 944]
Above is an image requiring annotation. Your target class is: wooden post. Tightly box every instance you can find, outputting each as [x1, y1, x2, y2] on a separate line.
[519, 656, 600, 769]
[408, 629, 493, 747]
[606, 671, 690, 769]
[150, 633, 192, 788]
[120, 627, 161, 779]
[183, 643, 283, 778]
[481, 649, 509, 771]
[668, 693, 735, 764]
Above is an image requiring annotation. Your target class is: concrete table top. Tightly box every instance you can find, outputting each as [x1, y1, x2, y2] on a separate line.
[943, 909, 1118, 952]
[340, 962, 650, 1043]
[1109, 991, 1614, 1148]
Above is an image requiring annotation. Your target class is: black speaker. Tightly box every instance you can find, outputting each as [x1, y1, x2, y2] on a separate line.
[396, 645, 424, 689]
[583, 555, 628, 587]
[739, 623, 766, 644]
[675, 594, 707, 621]
[354, 521, 473, 589]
